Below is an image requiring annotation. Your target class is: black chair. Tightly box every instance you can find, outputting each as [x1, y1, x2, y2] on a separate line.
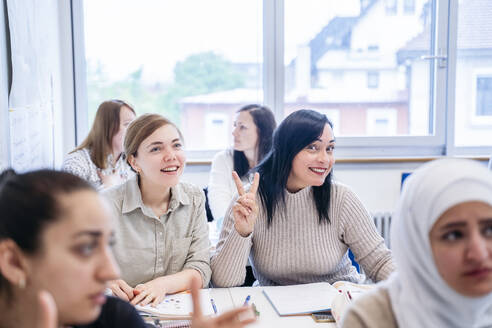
[203, 187, 215, 222]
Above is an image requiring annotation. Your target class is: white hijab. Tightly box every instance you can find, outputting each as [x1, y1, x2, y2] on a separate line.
[388, 158, 492, 328]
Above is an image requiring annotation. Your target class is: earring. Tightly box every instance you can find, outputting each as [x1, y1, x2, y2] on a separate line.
[18, 277, 25, 289]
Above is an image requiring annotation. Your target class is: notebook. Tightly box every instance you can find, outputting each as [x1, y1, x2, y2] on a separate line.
[136, 289, 214, 320]
[262, 282, 339, 316]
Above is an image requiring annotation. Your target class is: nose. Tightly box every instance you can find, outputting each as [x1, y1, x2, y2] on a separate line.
[465, 232, 489, 263]
[162, 146, 177, 162]
[232, 126, 239, 137]
[318, 150, 333, 164]
[98, 246, 120, 282]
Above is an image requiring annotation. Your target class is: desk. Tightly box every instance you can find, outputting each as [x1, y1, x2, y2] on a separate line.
[210, 287, 337, 328]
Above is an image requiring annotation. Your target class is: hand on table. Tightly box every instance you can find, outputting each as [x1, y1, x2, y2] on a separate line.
[108, 279, 135, 302]
[131, 277, 170, 307]
[232, 171, 260, 237]
[190, 276, 255, 328]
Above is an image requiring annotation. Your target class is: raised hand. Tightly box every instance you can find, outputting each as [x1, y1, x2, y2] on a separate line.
[37, 290, 57, 328]
[232, 171, 260, 237]
[190, 276, 255, 328]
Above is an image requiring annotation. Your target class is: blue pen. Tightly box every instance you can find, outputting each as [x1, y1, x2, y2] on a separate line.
[210, 298, 218, 314]
[243, 295, 251, 306]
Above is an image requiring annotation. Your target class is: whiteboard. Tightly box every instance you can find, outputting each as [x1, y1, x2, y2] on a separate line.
[5, 0, 56, 172]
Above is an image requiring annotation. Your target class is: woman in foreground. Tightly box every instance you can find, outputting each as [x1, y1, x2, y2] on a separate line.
[341, 158, 492, 328]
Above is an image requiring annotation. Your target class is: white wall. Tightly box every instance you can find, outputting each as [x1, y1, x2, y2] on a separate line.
[181, 161, 434, 213]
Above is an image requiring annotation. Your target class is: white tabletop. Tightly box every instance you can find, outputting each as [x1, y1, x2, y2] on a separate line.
[210, 287, 337, 328]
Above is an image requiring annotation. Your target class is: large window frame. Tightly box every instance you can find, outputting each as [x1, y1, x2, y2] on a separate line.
[71, 0, 492, 159]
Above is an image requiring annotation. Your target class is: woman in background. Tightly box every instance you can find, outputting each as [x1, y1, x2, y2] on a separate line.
[0, 169, 254, 328]
[341, 158, 492, 328]
[208, 104, 276, 223]
[104, 114, 211, 307]
[63, 99, 136, 189]
[211, 109, 394, 287]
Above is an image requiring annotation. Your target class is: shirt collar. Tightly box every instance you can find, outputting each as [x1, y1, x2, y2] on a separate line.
[121, 175, 191, 215]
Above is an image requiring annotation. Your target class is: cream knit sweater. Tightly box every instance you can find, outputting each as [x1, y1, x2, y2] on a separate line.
[211, 181, 395, 287]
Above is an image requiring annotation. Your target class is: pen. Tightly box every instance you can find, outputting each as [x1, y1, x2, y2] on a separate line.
[346, 291, 352, 300]
[243, 295, 251, 306]
[210, 298, 218, 314]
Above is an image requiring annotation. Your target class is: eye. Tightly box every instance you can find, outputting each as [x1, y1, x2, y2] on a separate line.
[108, 237, 116, 248]
[174, 142, 183, 149]
[75, 241, 98, 257]
[150, 146, 161, 152]
[306, 144, 318, 151]
[482, 224, 492, 237]
[442, 230, 463, 241]
[326, 145, 335, 152]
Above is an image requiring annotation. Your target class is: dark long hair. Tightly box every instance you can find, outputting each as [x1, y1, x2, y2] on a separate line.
[233, 104, 276, 178]
[0, 169, 94, 297]
[256, 109, 333, 226]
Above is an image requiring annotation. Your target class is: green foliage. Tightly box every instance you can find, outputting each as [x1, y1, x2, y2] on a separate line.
[86, 52, 245, 126]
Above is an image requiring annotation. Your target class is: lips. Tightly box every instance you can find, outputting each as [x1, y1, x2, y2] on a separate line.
[161, 166, 179, 173]
[463, 267, 492, 279]
[309, 167, 328, 175]
[89, 292, 107, 306]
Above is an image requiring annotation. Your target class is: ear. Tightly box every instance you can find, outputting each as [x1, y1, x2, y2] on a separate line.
[128, 154, 140, 173]
[0, 240, 29, 288]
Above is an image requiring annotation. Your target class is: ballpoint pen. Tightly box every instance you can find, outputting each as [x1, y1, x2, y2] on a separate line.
[243, 295, 251, 306]
[210, 298, 218, 314]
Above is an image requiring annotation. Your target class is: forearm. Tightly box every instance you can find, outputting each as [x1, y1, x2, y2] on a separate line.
[155, 269, 202, 294]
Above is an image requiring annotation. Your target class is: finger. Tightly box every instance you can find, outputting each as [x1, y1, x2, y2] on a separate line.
[215, 306, 254, 323]
[110, 286, 130, 301]
[190, 275, 203, 318]
[138, 293, 155, 307]
[249, 172, 260, 195]
[130, 289, 148, 305]
[236, 197, 255, 210]
[234, 205, 251, 218]
[232, 171, 245, 196]
[37, 290, 57, 328]
[152, 294, 165, 307]
[119, 281, 135, 300]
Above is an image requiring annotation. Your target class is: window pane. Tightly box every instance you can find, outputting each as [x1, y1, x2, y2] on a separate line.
[84, 0, 262, 150]
[454, 0, 492, 147]
[284, 0, 432, 137]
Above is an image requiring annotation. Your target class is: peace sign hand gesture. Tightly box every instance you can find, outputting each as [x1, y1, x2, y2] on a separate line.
[232, 171, 260, 237]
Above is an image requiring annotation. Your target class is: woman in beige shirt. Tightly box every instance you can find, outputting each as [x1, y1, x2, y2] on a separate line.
[103, 114, 211, 307]
[341, 159, 492, 328]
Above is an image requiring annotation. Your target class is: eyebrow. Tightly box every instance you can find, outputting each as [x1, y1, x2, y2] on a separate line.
[314, 138, 336, 143]
[73, 231, 103, 238]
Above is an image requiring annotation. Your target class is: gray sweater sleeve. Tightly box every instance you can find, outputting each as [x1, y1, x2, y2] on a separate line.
[210, 200, 253, 287]
[336, 186, 395, 281]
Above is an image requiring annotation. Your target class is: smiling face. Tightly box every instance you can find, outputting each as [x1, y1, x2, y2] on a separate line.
[286, 124, 335, 192]
[232, 111, 258, 153]
[26, 190, 119, 325]
[430, 201, 492, 297]
[129, 124, 185, 188]
[111, 106, 136, 155]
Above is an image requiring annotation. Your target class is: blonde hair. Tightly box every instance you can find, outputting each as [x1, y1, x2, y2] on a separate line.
[71, 99, 135, 169]
[124, 114, 183, 170]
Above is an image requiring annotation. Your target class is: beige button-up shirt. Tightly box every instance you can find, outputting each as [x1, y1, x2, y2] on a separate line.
[103, 176, 211, 287]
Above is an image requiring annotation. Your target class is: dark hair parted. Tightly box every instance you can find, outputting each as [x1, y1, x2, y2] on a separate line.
[255, 109, 334, 226]
[0, 169, 94, 296]
[233, 104, 276, 179]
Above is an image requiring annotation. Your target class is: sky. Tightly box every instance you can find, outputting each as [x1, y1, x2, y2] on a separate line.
[84, 0, 360, 83]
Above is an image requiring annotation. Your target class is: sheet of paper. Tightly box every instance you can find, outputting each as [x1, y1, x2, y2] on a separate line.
[262, 282, 339, 316]
[136, 289, 214, 317]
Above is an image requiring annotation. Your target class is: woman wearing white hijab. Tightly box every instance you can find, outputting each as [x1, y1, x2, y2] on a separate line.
[341, 158, 492, 328]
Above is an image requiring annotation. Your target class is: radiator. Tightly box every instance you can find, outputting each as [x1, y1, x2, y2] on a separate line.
[372, 212, 392, 248]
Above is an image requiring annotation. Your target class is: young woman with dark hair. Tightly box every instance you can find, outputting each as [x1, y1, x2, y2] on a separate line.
[63, 99, 136, 189]
[0, 169, 254, 328]
[208, 104, 276, 222]
[211, 109, 395, 287]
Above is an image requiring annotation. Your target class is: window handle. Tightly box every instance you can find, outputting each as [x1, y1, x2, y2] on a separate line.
[420, 53, 447, 68]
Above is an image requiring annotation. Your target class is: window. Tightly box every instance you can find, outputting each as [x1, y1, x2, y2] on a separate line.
[404, 0, 416, 14]
[367, 71, 380, 89]
[385, 0, 397, 15]
[72, 0, 492, 158]
[476, 77, 492, 116]
[80, 0, 262, 152]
